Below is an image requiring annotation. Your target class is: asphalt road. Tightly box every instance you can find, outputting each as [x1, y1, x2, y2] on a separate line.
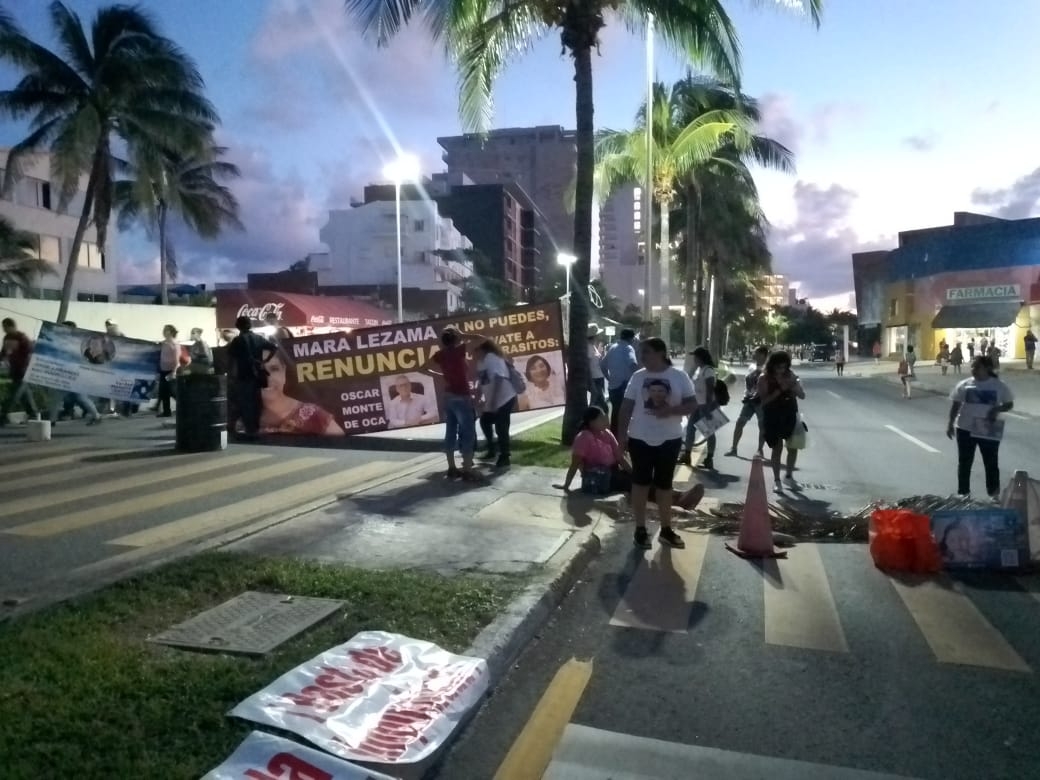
[428, 366, 1040, 780]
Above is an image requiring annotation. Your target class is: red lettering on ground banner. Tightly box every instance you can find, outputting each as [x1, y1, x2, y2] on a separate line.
[268, 752, 334, 780]
[348, 646, 401, 674]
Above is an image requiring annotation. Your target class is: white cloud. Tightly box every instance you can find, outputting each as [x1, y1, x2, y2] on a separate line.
[970, 166, 1040, 220]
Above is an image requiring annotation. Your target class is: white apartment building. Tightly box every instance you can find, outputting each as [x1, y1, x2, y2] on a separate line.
[598, 183, 663, 310]
[0, 148, 116, 302]
[311, 200, 474, 313]
[757, 274, 790, 309]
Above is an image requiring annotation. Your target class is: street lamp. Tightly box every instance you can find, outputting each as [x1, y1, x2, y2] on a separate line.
[557, 252, 577, 299]
[382, 153, 421, 322]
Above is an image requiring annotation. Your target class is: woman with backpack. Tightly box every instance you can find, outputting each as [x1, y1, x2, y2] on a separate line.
[680, 346, 724, 470]
[475, 339, 518, 469]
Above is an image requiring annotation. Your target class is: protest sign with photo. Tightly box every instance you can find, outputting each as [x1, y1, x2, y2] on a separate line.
[229, 631, 489, 766]
[24, 322, 160, 404]
[202, 730, 395, 780]
[230, 302, 565, 438]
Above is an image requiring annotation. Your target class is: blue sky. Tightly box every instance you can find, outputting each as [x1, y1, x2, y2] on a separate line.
[3, 0, 1040, 309]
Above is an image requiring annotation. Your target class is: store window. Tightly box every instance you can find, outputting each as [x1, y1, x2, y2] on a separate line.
[77, 241, 104, 270]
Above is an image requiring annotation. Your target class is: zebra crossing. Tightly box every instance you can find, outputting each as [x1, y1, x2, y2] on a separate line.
[0, 440, 410, 591]
[609, 528, 1038, 673]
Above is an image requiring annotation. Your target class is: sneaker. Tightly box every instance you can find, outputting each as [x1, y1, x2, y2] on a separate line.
[495, 456, 511, 470]
[478, 450, 497, 461]
[784, 475, 798, 488]
[724, 448, 738, 457]
[658, 527, 686, 549]
[446, 467, 461, 479]
[633, 526, 651, 549]
[700, 457, 714, 471]
[774, 480, 784, 493]
[678, 451, 692, 467]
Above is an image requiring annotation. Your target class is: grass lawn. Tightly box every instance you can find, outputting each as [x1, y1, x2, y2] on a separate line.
[0, 552, 516, 779]
[510, 419, 572, 469]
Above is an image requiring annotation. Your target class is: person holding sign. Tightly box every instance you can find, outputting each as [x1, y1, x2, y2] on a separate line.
[431, 326, 480, 480]
[946, 355, 1014, 500]
[475, 339, 517, 470]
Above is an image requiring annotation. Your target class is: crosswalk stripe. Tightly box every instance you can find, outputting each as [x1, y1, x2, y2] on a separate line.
[0, 446, 107, 477]
[4, 457, 330, 538]
[2, 451, 195, 492]
[108, 460, 396, 548]
[890, 575, 1031, 672]
[0, 452, 269, 519]
[762, 544, 849, 653]
[609, 530, 709, 633]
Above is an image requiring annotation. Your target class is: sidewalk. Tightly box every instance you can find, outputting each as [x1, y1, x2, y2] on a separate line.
[875, 362, 1040, 416]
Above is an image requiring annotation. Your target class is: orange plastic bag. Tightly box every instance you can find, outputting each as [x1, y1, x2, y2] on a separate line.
[869, 509, 942, 573]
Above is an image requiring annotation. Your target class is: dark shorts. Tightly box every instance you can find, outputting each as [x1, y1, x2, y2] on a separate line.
[628, 437, 682, 491]
[737, 400, 762, 425]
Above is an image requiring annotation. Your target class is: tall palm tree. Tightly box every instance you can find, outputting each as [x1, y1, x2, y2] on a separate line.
[0, 214, 51, 291]
[115, 144, 242, 304]
[0, 2, 218, 321]
[595, 81, 744, 350]
[346, 0, 823, 442]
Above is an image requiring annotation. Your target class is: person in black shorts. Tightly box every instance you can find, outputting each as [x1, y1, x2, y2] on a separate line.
[757, 350, 805, 492]
[726, 345, 769, 458]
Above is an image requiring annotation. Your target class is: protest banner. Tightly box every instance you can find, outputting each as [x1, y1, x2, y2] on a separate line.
[24, 322, 160, 404]
[229, 631, 489, 766]
[202, 730, 395, 780]
[230, 301, 565, 438]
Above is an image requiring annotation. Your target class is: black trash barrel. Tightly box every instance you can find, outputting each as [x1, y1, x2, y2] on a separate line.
[175, 373, 228, 452]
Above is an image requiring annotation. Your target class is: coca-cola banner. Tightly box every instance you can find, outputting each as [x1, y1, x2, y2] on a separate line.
[216, 290, 393, 335]
[232, 302, 564, 438]
[202, 731, 395, 780]
[229, 631, 489, 766]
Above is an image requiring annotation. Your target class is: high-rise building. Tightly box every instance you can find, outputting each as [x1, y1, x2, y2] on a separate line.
[757, 274, 790, 309]
[0, 148, 116, 302]
[438, 126, 575, 279]
[598, 182, 653, 309]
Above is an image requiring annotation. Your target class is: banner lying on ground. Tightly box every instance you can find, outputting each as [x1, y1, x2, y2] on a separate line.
[233, 301, 565, 437]
[229, 631, 489, 765]
[202, 730, 395, 780]
[24, 322, 160, 404]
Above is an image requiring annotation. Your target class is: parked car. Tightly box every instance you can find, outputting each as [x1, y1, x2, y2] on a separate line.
[808, 343, 834, 362]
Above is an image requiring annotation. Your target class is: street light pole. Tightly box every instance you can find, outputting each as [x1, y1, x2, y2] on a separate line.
[394, 180, 403, 323]
[382, 153, 421, 324]
[642, 13, 655, 323]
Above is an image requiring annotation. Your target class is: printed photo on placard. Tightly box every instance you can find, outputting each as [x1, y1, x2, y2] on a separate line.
[381, 373, 439, 429]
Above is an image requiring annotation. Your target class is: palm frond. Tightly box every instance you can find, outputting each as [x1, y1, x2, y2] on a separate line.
[345, 0, 424, 46]
[49, 1, 94, 78]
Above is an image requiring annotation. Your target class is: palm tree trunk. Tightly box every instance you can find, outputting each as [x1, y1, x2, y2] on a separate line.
[158, 200, 169, 305]
[658, 200, 672, 351]
[561, 39, 595, 445]
[683, 185, 699, 351]
[56, 151, 101, 323]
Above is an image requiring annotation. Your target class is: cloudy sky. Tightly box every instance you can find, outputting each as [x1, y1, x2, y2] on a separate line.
[3, 0, 1040, 311]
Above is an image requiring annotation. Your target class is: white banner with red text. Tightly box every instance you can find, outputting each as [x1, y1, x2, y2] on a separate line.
[202, 730, 394, 780]
[229, 631, 489, 766]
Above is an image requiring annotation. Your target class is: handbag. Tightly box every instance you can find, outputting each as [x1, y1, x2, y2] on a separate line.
[787, 414, 809, 450]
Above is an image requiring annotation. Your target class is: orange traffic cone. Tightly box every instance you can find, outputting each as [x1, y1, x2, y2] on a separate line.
[726, 455, 787, 559]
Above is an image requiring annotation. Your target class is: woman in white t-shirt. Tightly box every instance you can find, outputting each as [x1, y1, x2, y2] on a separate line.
[946, 354, 1014, 500]
[617, 337, 698, 550]
[680, 346, 718, 469]
[475, 339, 518, 469]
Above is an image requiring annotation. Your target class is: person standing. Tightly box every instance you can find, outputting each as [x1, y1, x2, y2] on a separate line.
[263, 312, 293, 342]
[946, 355, 1014, 500]
[431, 326, 479, 480]
[156, 325, 184, 418]
[872, 340, 882, 364]
[835, 347, 846, 376]
[587, 325, 607, 411]
[617, 337, 697, 549]
[987, 342, 1001, 372]
[188, 328, 213, 372]
[967, 339, 976, 360]
[726, 345, 768, 458]
[680, 346, 718, 470]
[0, 317, 38, 424]
[938, 341, 951, 376]
[757, 350, 805, 493]
[951, 342, 964, 374]
[1025, 329, 1037, 370]
[898, 346, 917, 399]
[227, 315, 278, 440]
[601, 327, 638, 434]
[475, 339, 518, 470]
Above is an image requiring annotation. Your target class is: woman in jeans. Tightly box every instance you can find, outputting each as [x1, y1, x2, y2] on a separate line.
[946, 355, 1014, 500]
[617, 337, 697, 549]
[680, 346, 718, 469]
[430, 326, 480, 480]
[475, 339, 517, 469]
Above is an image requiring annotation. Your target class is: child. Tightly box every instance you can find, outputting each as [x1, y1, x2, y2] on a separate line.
[554, 406, 705, 510]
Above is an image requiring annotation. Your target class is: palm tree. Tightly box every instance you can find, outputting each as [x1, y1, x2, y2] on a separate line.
[669, 75, 795, 350]
[346, 0, 823, 442]
[115, 144, 242, 304]
[0, 214, 51, 291]
[595, 81, 744, 350]
[0, 2, 218, 321]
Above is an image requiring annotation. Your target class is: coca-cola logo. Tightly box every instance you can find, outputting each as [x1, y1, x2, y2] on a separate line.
[237, 302, 285, 320]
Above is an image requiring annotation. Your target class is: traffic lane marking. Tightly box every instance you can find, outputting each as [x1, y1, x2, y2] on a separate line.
[762, 544, 849, 654]
[883, 424, 942, 454]
[493, 658, 593, 780]
[826, 390, 842, 399]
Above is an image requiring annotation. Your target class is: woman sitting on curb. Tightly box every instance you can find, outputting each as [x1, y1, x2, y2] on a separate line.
[553, 406, 705, 510]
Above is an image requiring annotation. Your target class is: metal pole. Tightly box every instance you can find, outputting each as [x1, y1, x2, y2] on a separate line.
[395, 181, 403, 323]
[642, 13, 654, 323]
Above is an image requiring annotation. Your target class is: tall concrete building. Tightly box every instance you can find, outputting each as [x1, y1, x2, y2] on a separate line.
[597, 182, 654, 309]
[438, 125, 576, 285]
[757, 274, 790, 309]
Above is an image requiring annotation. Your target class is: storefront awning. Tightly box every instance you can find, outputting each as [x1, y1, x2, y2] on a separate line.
[215, 290, 394, 331]
[931, 301, 1023, 329]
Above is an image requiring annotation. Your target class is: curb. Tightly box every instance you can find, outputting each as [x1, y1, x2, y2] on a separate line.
[465, 528, 603, 686]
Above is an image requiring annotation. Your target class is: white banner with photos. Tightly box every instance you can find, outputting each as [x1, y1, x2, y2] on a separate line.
[202, 730, 394, 779]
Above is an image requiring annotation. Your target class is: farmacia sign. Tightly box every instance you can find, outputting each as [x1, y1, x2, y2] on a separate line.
[946, 285, 1021, 301]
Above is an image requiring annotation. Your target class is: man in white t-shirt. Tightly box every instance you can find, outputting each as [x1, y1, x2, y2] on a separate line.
[946, 355, 1014, 499]
[617, 338, 697, 550]
[386, 374, 438, 429]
